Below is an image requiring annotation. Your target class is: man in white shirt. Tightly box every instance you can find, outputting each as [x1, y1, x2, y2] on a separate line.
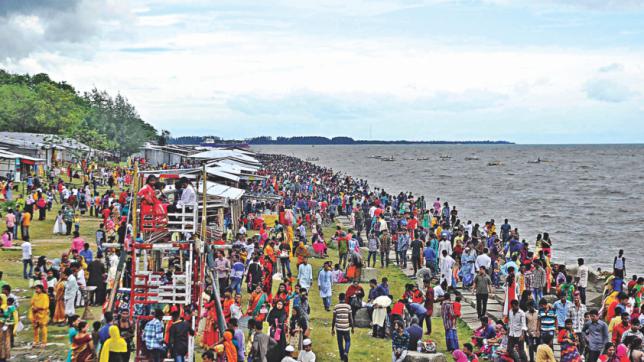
[282, 345, 298, 362]
[369, 205, 377, 218]
[72, 262, 87, 306]
[298, 339, 316, 362]
[22, 239, 32, 279]
[177, 178, 196, 208]
[64, 269, 79, 316]
[507, 299, 528, 362]
[438, 250, 455, 286]
[475, 248, 492, 273]
[465, 221, 473, 236]
[298, 258, 313, 290]
[438, 236, 452, 257]
[576, 258, 589, 304]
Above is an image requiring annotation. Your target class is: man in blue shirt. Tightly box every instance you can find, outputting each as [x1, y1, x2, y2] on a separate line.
[396, 231, 410, 269]
[473, 316, 497, 346]
[500, 219, 511, 242]
[79, 243, 93, 263]
[98, 312, 114, 344]
[376, 278, 389, 298]
[406, 301, 427, 323]
[423, 245, 437, 276]
[143, 309, 166, 362]
[552, 292, 573, 331]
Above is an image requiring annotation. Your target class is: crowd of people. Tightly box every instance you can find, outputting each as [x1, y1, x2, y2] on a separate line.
[0, 153, 642, 362]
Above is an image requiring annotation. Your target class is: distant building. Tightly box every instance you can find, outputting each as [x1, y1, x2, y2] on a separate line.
[0, 132, 110, 178]
[138, 143, 198, 166]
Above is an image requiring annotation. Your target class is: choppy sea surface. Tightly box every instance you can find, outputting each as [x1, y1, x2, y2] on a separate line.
[253, 144, 644, 274]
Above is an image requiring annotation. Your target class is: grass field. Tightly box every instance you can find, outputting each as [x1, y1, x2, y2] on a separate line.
[1, 182, 471, 361]
[1, 180, 109, 360]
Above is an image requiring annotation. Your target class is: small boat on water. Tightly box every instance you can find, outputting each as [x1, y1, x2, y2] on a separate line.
[488, 161, 502, 166]
[306, 157, 319, 162]
[416, 157, 430, 161]
[367, 155, 382, 159]
[464, 156, 479, 161]
[528, 157, 552, 164]
[380, 156, 395, 162]
[439, 155, 451, 160]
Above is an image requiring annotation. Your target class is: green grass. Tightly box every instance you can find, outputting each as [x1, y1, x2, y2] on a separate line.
[2, 208, 472, 361]
[0, 181, 106, 360]
[303, 246, 471, 362]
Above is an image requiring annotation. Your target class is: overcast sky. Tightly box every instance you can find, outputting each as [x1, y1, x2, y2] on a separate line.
[1, 0, 644, 143]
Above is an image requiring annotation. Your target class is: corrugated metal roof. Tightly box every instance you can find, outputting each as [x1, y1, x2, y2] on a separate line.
[0, 132, 91, 151]
[188, 149, 259, 164]
[205, 167, 240, 182]
[214, 159, 260, 172]
[197, 181, 245, 200]
[0, 149, 45, 161]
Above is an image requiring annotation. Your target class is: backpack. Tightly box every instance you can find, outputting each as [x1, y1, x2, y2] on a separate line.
[349, 295, 362, 310]
[419, 340, 437, 353]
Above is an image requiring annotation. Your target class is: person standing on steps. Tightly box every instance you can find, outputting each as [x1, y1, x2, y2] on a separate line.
[332, 293, 354, 362]
[613, 249, 626, 279]
[583, 309, 609, 362]
[318, 261, 333, 312]
[472, 266, 493, 319]
[379, 230, 391, 268]
[441, 293, 459, 352]
[507, 299, 529, 362]
[410, 235, 423, 275]
[367, 233, 379, 268]
[576, 258, 589, 304]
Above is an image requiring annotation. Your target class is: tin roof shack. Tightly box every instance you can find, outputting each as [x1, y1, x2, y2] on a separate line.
[0, 132, 107, 168]
[0, 149, 45, 181]
[139, 143, 197, 167]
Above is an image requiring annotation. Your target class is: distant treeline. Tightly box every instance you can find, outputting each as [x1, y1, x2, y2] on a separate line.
[170, 135, 513, 145]
[0, 70, 162, 157]
[170, 136, 222, 144]
[247, 136, 513, 145]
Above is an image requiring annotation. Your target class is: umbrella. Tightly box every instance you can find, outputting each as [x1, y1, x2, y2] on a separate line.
[373, 295, 392, 308]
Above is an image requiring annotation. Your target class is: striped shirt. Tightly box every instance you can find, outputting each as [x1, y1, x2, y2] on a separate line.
[538, 308, 557, 332]
[333, 303, 352, 331]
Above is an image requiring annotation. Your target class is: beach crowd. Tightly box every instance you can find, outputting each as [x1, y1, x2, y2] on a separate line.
[0, 154, 641, 362]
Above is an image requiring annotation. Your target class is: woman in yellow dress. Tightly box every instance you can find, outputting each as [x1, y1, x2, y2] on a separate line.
[29, 285, 50, 348]
[53, 274, 68, 324]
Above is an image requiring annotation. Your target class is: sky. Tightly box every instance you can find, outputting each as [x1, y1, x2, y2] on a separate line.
[1, 0, 644, 143]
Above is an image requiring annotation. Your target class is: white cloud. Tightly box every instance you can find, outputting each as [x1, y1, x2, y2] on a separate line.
[584, 79, 636, 103]
[1, 0, 644, 141]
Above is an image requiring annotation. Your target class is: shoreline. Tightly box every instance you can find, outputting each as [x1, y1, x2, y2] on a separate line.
[253, 144, 641, 275]
[257, 151, 611, 307]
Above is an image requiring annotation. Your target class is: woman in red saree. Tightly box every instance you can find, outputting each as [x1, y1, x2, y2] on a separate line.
[137, 175, 166, 230]
[221, 291, 234, 322]
[202, 299, 220, 349]
[72, 321, 95, 362]
[502, 268, 519, 322]
[246, 285, 268, 322]
[261, 256, 274, 294]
